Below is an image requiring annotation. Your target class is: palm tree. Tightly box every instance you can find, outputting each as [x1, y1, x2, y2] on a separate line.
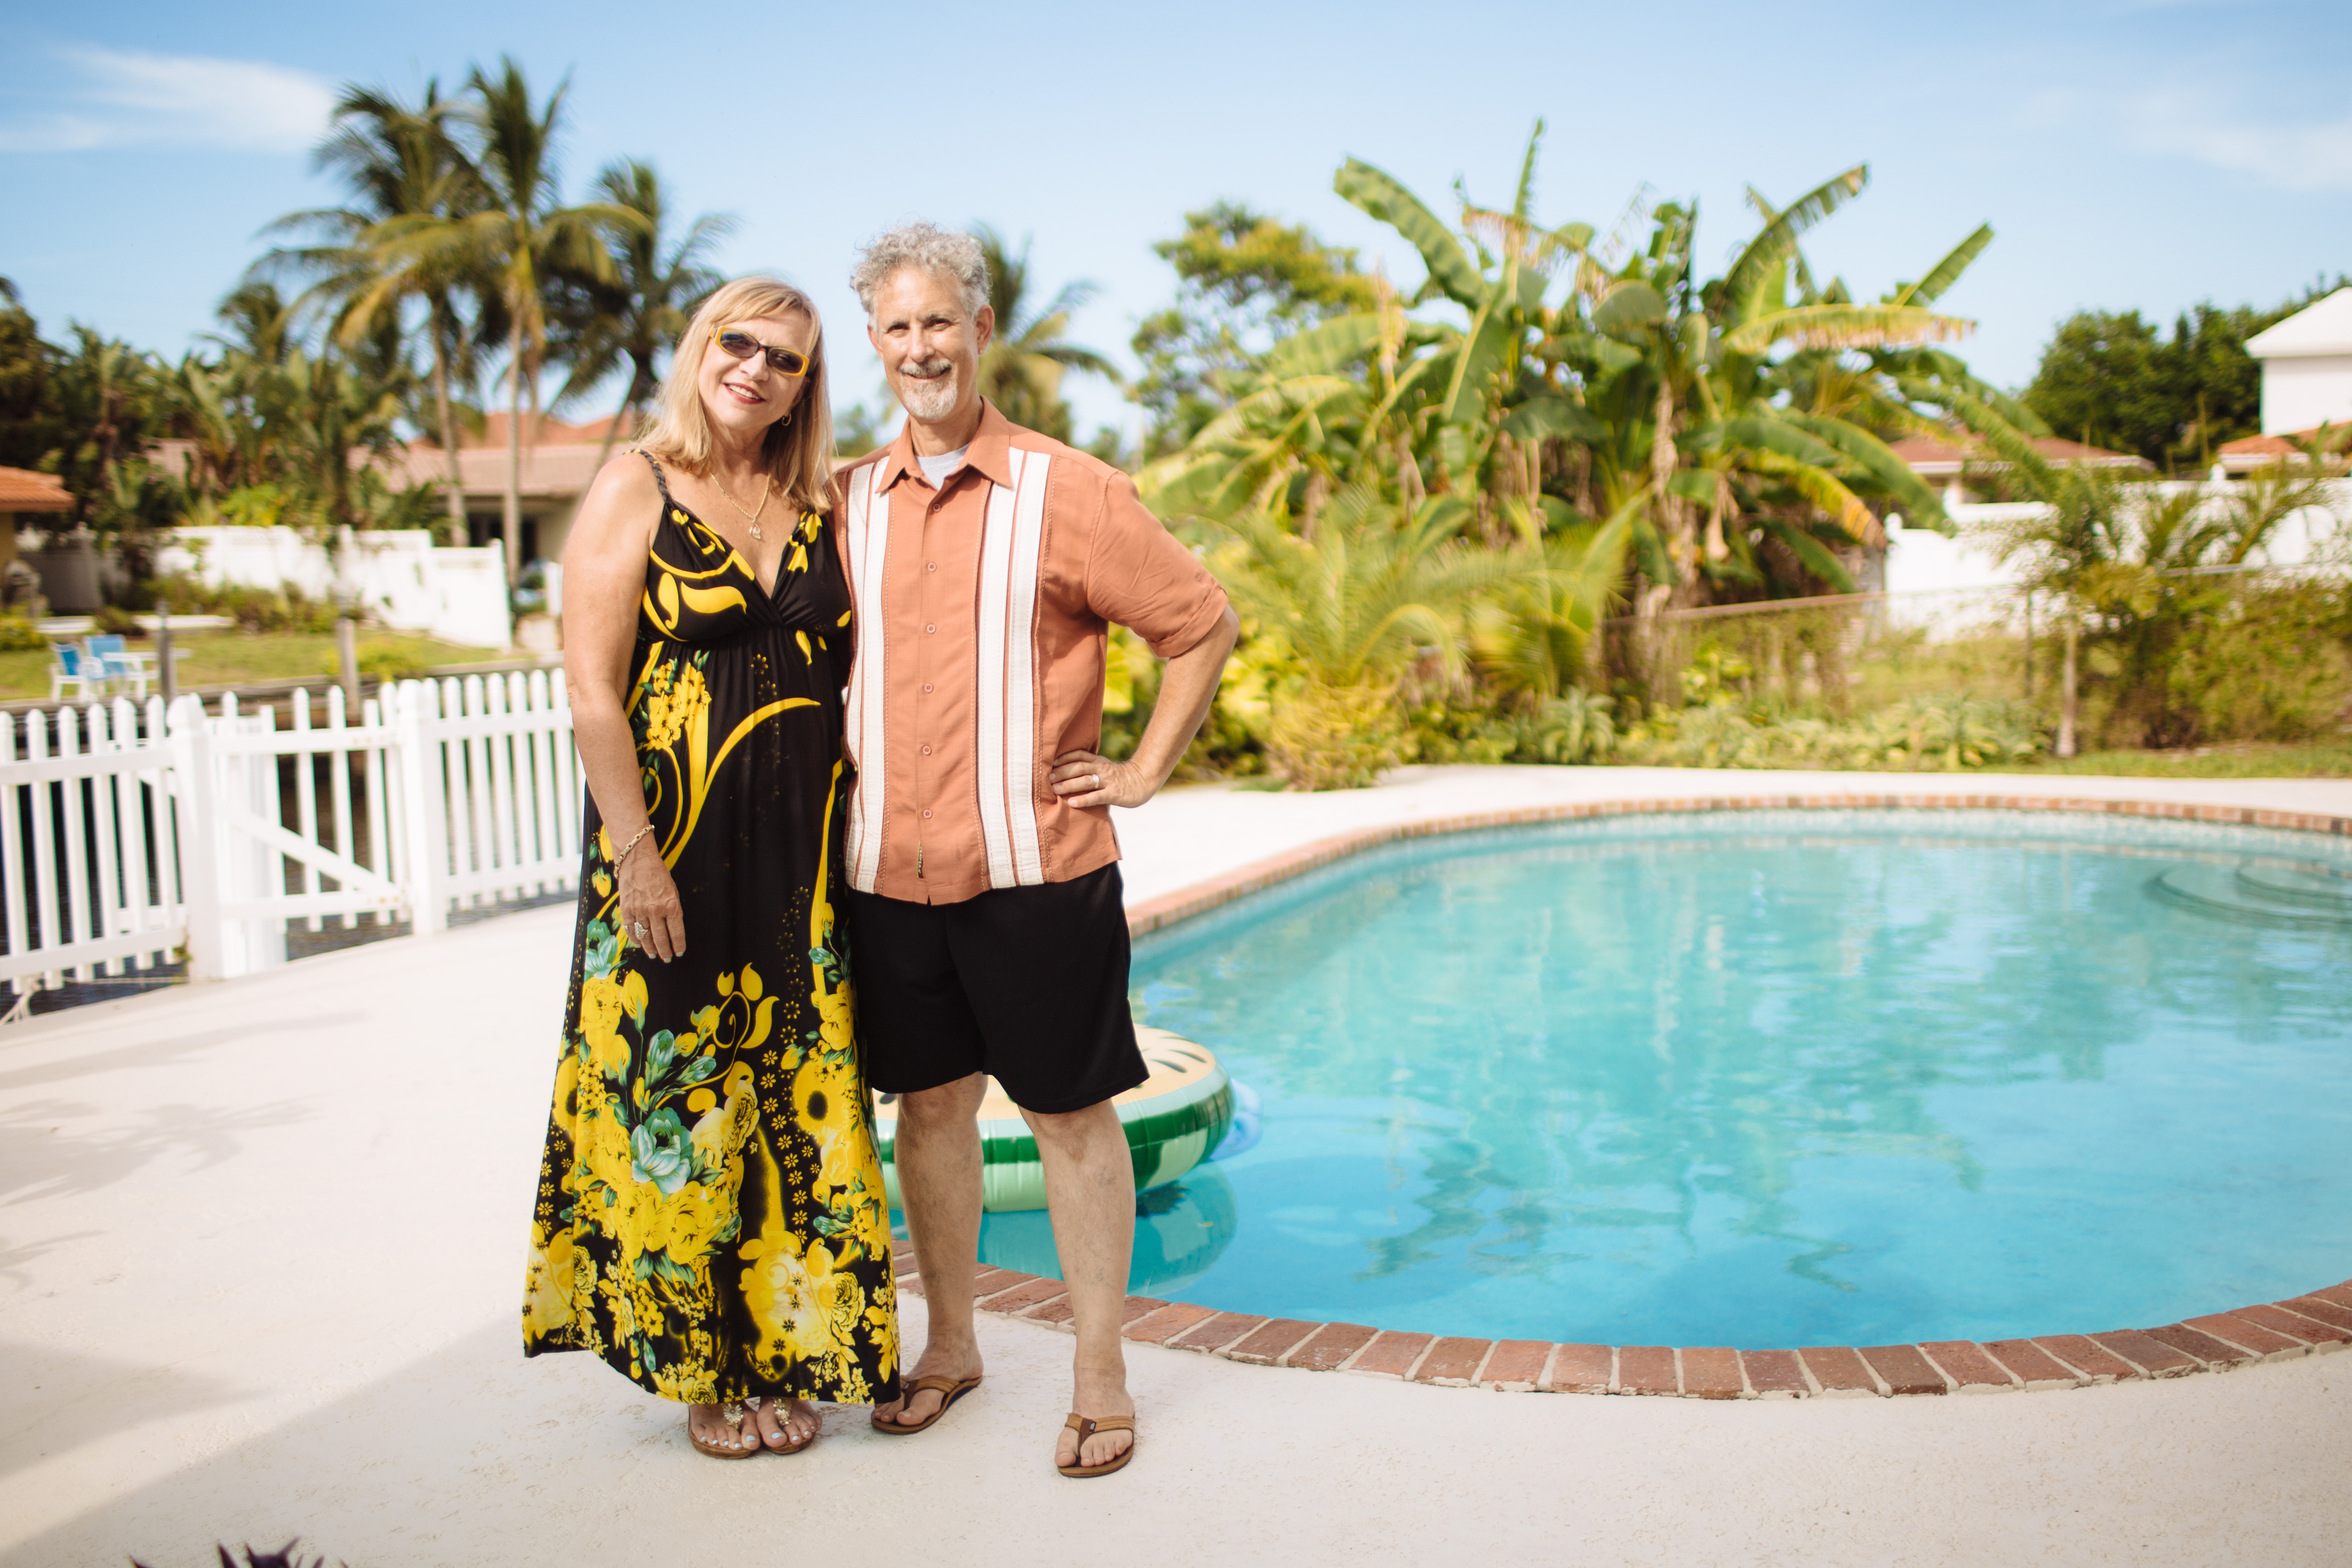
[173, 281, 414, 534]
[261, 82, 493, 535]
[1471, 495, 1634, 701]
[972, 226, 1119, 442]
[1213, 486, 1521, 787]
[547, 159, 733, 473]
[387, 59, 637, 584]
[48, 326, 164, 527]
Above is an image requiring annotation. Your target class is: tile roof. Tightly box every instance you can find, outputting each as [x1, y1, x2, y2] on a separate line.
[382, 439, 611, 501]
[1886, 434, 2150, 475]
[2215, 426, 2349, 472]
[0, 466, 74, 512]
[439, 412, 630, 450]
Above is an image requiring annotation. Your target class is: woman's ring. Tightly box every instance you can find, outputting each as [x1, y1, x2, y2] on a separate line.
[633, 920, 649, 941]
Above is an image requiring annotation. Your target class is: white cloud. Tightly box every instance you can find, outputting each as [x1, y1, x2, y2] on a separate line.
[2120, 90, 2352, 192]
[0, 47, 334, 155]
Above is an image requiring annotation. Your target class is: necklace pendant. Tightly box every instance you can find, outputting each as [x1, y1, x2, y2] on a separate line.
[749, 522, 764, 541]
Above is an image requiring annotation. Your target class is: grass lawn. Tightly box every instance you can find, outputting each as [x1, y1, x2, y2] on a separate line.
[2, 630, 501, 701]
[2013, 740, 2352, 779]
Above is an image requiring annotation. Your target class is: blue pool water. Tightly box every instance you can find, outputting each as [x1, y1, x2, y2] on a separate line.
[977, 809, 2352, 1347]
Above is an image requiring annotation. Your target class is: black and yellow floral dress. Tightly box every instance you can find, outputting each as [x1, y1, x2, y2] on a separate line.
[523, 453, 898, 1410]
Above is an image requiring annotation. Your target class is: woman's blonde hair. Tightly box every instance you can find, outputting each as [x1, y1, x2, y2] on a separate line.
[636, 276, 835, 516]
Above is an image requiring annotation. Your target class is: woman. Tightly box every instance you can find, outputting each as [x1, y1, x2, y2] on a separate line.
[522, 277, 899, 1458]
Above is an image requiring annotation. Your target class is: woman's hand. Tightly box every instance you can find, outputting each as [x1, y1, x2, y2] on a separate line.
[1049, 750, 1160, 811]
[616, 840, 686, 962]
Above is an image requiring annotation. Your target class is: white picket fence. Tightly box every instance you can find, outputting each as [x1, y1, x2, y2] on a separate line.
[0, 672, 582, 1009]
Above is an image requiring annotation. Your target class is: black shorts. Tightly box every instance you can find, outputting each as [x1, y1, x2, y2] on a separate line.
[845, 863, 1147, 1114]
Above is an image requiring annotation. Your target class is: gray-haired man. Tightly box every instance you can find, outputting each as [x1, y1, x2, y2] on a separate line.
[837, 224, 1238, 1476]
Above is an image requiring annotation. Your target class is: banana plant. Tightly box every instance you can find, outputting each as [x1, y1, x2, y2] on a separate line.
[1149, 130, 2017, 618]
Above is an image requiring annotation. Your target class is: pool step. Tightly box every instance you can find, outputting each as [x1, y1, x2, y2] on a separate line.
[2235, 864, 2352, 910]
[2150, 863, 2352, 930]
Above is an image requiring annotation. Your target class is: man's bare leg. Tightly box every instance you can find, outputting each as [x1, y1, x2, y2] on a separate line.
[873, 1072, 987, 1428]
[1027, 1098, 1136, 1470]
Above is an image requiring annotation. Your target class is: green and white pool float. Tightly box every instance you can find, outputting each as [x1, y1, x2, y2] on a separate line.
[871, 1027, 1235, 1212]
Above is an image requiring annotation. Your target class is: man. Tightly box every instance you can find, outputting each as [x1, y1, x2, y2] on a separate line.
[839, 223, 1238, 1477]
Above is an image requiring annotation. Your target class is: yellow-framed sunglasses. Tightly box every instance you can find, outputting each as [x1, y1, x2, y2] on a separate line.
[714, 326, 813, 378]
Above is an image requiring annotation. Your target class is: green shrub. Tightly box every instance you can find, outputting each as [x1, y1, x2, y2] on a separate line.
[1620, 692, 2043, 770]
[142, 574, 339, 634]
[2163, 581, 2352, 744]
[1407, 688, 1620, 766]
[0, 614, 47, 652]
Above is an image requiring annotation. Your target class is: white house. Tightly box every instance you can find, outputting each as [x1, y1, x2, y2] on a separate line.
[2244, 286, 2352, 437]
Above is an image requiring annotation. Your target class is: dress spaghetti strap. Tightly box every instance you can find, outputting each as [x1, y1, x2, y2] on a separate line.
[639, 449, 672, 502]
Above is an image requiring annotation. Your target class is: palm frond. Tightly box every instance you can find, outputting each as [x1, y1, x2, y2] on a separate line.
[1719, 304, 1971, 356]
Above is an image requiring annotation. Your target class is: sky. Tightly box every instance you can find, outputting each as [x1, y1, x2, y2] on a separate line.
[2, 0, 2348, 443]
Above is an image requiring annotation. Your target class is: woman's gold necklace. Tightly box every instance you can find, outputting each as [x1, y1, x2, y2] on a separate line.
[712, 471, 771, 541]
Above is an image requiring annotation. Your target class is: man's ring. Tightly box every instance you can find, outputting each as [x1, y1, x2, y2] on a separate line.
[1089, 773, 1101, 790]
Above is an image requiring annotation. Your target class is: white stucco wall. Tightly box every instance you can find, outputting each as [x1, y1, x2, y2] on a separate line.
[1880, 483, 2346, 636]
[2260, 354, 2352, 435]
[156, 527, 513, 649]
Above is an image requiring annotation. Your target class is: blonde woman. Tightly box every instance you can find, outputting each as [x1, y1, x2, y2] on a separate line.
[521, 277, 899, 1458]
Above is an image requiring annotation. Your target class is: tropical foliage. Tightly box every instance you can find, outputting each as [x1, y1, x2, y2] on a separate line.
[1973, 438, 2349, 753]
[1133, 127, 2056, 783]
[1123, 127, 2347, 785]
[972, 226, 1119, 444]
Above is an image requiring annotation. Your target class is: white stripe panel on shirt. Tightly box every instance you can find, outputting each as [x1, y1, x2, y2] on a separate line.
[1003, 449, 1052, 885]
[972, 458, 1021, 889]
[846, 463, 891, 892]
[842, 472, 867, 883]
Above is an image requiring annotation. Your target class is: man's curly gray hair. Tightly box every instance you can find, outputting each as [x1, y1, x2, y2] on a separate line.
[850, 222, 990, 319]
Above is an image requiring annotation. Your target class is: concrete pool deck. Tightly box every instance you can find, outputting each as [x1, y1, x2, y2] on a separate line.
[4, 764, 2350, 1566]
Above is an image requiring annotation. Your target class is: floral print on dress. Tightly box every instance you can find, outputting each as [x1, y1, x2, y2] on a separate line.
[523, 457, 895, 1408]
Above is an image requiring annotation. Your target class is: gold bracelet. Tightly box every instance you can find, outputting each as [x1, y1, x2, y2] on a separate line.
[614, 824, 655, 868]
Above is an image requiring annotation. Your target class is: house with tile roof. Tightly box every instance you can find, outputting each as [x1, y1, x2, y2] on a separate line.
[2207, 289, 2352, 473]
[383, 412, 631, 570]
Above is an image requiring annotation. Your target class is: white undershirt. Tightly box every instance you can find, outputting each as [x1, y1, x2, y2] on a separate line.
[916, 444, 969, 489]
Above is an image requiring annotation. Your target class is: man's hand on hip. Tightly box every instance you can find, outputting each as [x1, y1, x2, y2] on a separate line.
[1049, 750, 1159, 810]
[1050, 605, 1239, 814]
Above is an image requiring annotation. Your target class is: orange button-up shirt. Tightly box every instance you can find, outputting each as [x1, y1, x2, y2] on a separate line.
[835, 402, 1229, 905]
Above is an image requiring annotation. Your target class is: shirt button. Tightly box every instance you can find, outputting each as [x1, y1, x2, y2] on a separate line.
[921, 682, 933, 694]
[926, 561, 937, 572]
[920, 744, 932, 756]
[921, 809, 933, 819]
[925, 623, 937, 634]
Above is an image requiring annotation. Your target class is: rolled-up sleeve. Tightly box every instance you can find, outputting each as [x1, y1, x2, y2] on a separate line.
[1081, 473, 1229, 658]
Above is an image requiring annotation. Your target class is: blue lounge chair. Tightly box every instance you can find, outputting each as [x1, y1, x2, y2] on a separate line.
[48, 642, 103, 702]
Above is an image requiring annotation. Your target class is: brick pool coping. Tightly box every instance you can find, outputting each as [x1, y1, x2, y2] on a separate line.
[908, 1247, 2352, 1397]
[939, 790, 2352, 1398]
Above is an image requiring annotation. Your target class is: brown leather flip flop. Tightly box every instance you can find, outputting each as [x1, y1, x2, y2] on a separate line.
[765, 1397, 818, 1454]
[1056, 1413, 1135, 1478]
[689, 1400, 761, 1460]
[870, 1374, 982, 1435]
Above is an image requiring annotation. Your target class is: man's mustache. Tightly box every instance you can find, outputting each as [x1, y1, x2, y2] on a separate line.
[899, 356, 953, 379]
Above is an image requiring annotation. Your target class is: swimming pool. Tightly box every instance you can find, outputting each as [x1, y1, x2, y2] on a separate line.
[978, 808, 2352, 1349]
